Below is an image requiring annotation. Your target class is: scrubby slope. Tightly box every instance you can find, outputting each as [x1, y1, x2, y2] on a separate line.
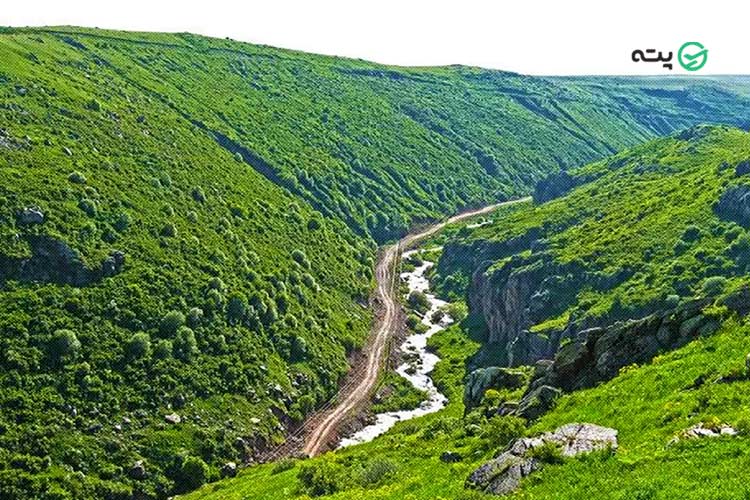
[4, 27, 750, 242]
[1, 24, 750, 500]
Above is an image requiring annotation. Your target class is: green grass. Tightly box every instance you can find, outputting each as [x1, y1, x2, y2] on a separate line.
[1, 24, 750, 499]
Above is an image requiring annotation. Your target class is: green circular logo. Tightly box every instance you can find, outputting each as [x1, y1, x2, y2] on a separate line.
[678, 42, 708, 71]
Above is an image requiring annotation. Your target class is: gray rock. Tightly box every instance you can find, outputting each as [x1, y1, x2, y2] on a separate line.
[467, 423, 617, 496]
[715, 184, 750, 226]
[516, 385, 561, 420]
[164, 412, 181, 424]
[130, 460, 147, 480]
[221, 461, 238, 478]
[735, 160, 750, 177]
[18, 206, 44, 225]
[464, 367, 527, 409]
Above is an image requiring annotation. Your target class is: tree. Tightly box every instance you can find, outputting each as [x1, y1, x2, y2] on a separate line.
[227, 293, 247, 325]
[125, 332, 151, 360]
[173, 327, 198, 362]
[50, 329, 81, 363]
[160, 310, 185, 335]
[176, 456, 210, 492]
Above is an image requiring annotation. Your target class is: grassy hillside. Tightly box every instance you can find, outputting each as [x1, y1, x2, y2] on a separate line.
[186, 127, 750, 499]
[3, 27, 750, 243]
[1, 24, 750, 500]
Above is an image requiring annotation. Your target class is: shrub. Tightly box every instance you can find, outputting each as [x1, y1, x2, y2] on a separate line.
[160, 310, 186, 335]
[114, 212, 131, 232]
[68, 171, 87, 184]
[187, 307, 204, 327]
[227, 293, 247, 324]
[307, 218, 321, 230]
[297, 459, 346, 496]
[187, 210, 198, 223]
[701, 276, 728, 297]
[271, 458, 296, 475]
[291, 249, 311, 269]
[176, 456, 210, 492]
[153, 339, 173, 360]
[173, 327, 198, 362]
[125, 332, 151, 360]
[78, 198, 97, 217]
[85, 99, 101, 111]
[682, 225, 702, 242]
[359, 458, 398, 487]
[161, 223, 177, 237]
[50, 329, 81, 362]
[291, 336, 308, 362]
[479, 416, 526, 451]
[191, 186, 206, 203]
[407, 291, 430, 314]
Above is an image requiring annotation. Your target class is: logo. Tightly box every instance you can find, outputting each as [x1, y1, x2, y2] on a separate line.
[631, 42, 708, 72]
[677, 42, 708, 71]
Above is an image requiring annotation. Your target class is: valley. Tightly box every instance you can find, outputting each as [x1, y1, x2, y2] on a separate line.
[1, 24, 750, 500]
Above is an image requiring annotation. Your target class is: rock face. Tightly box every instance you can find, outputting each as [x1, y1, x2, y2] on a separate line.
[735, 160, 750, 177]
[715, 184, 750, 226]
[464, 367, 527, 409]
[516, 385, 561, 420]
[528, 297, 724, 393]
[467, 423, 617, 495]
[17, 206, 45, 225]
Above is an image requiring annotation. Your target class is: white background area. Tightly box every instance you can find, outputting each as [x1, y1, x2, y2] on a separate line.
[2, 0, 746, 75]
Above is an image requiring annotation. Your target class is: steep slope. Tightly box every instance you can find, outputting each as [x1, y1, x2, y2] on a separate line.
[437, 125, 750, 366]
[1, 24, 750, 500]
[3, 27, 750, 242]
[186, 126, 750, 500]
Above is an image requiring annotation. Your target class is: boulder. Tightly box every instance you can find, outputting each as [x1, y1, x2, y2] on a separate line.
[464, 366, 527, 409]
[221, 461, 238, 478]
[735, 160, 750, 177]
[467, 423, 617, 496]
[715, 184, 750, 226]
[17, 206, 44, 225]
[516, 385, 561, 420]
[164, 413, 181, 424]
[130, 460, 147, 480]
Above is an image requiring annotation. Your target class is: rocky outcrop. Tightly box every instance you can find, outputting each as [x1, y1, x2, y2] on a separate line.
[467, 423, 617, 495]
[525, 290, 750, 397]
[735, 160, 750, 177]
[464, 367, 527, 409]
[516, 385, 561, 420]
[469, 253, 582, 366]
[715, 184, 750, 226]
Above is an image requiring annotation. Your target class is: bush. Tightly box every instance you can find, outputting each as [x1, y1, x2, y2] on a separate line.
[359, 458, 397, 487]
[297, 459, 346, 496]
[291, 336, 308, 362]
[176, 456, 210, 492]
[174, 326, 198, 362]
[49, 329, 81, 362]
[68, 171, 87, 184]
[191, 186, 206, 203]
[78, 198, 97, 217]
[479, 416, 526, 451]
[682, 225, 702, 242]
[161, 223, 177, 237]
[114, 212, 131, 232]
[153, 339, 173, 360]
[701, 276, 728, 297]
[160, 310, 186, 335]
[407, 291, 430, 314]
[291, 249, 310, 269]
[125, 332, 151, 360]
[227, 293, 247, 325]
[271, 458, 296, 475]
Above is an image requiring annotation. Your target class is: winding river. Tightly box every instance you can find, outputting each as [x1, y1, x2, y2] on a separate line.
[338, 249, 452, 448]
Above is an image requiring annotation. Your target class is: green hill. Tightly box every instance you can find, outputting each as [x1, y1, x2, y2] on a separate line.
[1, 25, 750, 499]
[185, 126, 750, 500]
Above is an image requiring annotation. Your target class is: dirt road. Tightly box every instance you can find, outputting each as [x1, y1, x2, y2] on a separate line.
[302, 197, 530, 457]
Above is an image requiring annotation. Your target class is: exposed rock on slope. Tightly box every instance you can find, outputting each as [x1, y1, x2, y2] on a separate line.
[467, 423, 617, 495]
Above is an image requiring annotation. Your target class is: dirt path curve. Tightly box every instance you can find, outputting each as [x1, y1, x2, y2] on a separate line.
[302, 197, 530, 457]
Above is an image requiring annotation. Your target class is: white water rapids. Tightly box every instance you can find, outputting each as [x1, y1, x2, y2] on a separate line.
[338, 249, 452, 448]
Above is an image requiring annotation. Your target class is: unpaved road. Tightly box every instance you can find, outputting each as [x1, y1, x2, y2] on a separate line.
[302, 197, 530, 456]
